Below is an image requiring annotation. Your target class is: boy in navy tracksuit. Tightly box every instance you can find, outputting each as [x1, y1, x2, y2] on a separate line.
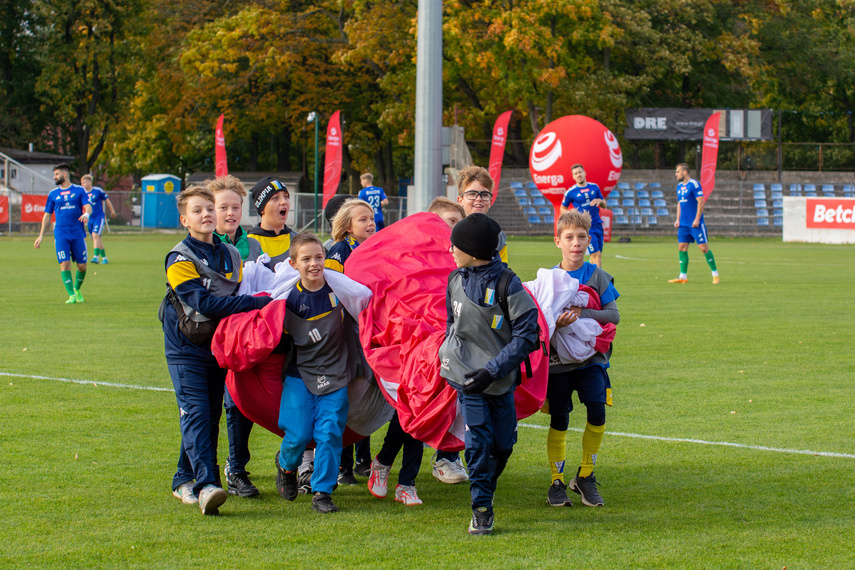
[161, 186, 272, 515]
[438, 214, 539, 535]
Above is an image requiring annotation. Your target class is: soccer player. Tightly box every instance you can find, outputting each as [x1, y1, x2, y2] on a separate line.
[34, 164, 92, 304]
[358, 173, 389, 230]
[559, 164, 607, 268]
[81, 174, 116, 264]
[668, 163, 720, 284]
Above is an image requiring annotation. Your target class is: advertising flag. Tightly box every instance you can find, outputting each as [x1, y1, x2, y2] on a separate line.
[322, 110, 343, 208]
[700, 112, 721, 200]
[0, 195, 8, 224]
[215, 114, 228, 177]
[488, 111, 513, 206]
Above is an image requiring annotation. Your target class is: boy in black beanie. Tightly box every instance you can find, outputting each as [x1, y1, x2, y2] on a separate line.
[438, 213, 540, 535]
[247, 177, 297, 268]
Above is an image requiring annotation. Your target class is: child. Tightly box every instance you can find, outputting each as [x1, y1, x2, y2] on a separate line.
[428, 196, 465, 228]
[81, 174, 116, 264]
[275, 233, 357, 513]
[160, 186, 272, 515]
[545, 210, 620, 508]
[438, 213, 539, 535]
[209, 175, 262, 498]
[247, 177, 296, 267]
[322, 194, 356, 252]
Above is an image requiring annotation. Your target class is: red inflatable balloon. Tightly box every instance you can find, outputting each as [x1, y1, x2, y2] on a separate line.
[529, 116, 623, 217]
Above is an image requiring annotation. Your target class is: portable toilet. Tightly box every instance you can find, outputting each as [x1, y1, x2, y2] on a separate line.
[141, 174, 181, 228]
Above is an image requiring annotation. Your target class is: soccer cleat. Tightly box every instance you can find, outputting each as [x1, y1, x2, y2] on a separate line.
[353, 461, 372, 478]
[712, 275, 720, 285]
[225, 465, 259, 497]
[468, 506, 494, 535]
[667, 277, 688, 283]
[569, 468, 604, 507]
[101, 257, 109, 264]
[172, 481, 198, 505]
[337, 468, 358, 486]
[198, 484, 227, 515]
[311, 492, 340, 513]
[275, 451, 298, 501]
[394, 484, 423, 506]
[547, 479, 573, 507]
[91, 255, 100, 264]
[367, 457, 392, 498]
[431, 453, 469, 484]
[66, 295, 77, 304]
[74, 289, 84, 303]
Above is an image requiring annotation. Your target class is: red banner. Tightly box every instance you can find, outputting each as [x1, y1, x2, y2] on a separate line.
[322, 110, 343, 208]
[805, 198, 855, 229]
[600, 208, 613, 242]
[215, 114, 228, 177]
[0, 195, 8, 224]
[22, 194, 49, 223]
[700, 112, 721, 200]
[488, 110, 513, 206]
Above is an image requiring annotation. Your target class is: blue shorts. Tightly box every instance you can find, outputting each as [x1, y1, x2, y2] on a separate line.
[55, 237, 88, 264]
[375, 218, 385, 231]
[677, 223, 708, 245]
[587, 226, 604, 254]
[87, 215, 106, 235]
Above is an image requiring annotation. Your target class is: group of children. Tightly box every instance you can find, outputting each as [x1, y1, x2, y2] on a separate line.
[159, 166, 620, 535]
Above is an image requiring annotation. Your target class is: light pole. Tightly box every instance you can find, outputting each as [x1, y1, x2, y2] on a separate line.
[307, 111, 319, 232]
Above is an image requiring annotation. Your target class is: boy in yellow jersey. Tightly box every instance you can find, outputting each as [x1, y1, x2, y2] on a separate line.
[247, 177, 298, 268]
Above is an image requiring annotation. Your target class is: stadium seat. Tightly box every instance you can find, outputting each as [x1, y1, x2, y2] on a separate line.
[638, 199, 652, 208]
[530, 188, 544, 198]
[510, 182, 524, 190]
[622, 198, 634, 207]
[753, 183, 766, 192]
[757, 208, 769, 217]
[651, 190, 664, 199]
[610, 189, 621, 198]
[623, 190, 635, 199]
[612, 207, 624, 216]
[617, 182, 631, 191]
[533, 197, 547, 206]
[542, 215, 554, 224]
[757, 217, 769, 226]
[657, 208, 669, 216]
[634, 182, 646, 190]
[755, 200, 768, 209]
[770, 191, 783, 200]
[631, 216, 642, 224]
[805, 184, 817, 196]
[524, 206, 536, 215]
[528, 215, 540, 224]
[514, 188, 528, 198]
[772, 199, 783, 208]
[615, 216, 629, 225]
[822, 184, 835, 195]
[773, 208, 783, 217]
[789, 184, 802, 196]
[538, 207, 552, 215]
[526, 182, 538, 190]
[607, 198, 620, 208]
[654, 199, 667, 208]
[773, 217, 783, 226]
[753, 191, 766, 200]
[770, 183, 783, 193]
[641, 208, 654, 216]
[647, 216, 658, 225]
[649, 182, 661, 189]
[843, 185, 854, 197]
[627, 208, 640, 216]
[637, 190, 650, 199]
[519, 197, 531, 206]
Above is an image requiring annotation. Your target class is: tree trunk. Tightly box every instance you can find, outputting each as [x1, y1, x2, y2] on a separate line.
[527, 100, 539, 137]
[509, 111, 527, 167]
[384, 140, 394, 195]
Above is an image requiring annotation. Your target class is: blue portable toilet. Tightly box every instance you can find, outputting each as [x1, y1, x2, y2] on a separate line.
[141, 174, 181, 228]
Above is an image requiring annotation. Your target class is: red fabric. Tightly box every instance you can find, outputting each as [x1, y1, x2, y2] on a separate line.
[322, 110, 343, 208]
[0, 195, 8, 224]
[488, 110, 513, 207]
[578, 283, 617, 354]
[21, 194, 48, 223]
[700, 112, 721, 200]
[215, 114, 228, 177]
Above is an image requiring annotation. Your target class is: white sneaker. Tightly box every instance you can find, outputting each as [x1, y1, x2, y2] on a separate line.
[172, 481, 198, 505]
[395, 484, 423, 505]
[367, 457, 392, 498]
[198, 484, 227, 515]
[431, 453, 469, 484]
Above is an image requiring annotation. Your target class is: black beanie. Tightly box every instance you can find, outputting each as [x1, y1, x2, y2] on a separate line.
[251, 177, 289, 215]
[324, 194, 356, 223]
[451, 213, 501, 261]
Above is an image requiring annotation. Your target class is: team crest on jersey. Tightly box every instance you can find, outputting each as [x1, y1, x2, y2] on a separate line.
[328, 293, 338, 307]
[484, 288, 495, 304]
[440, 357, 450, 371]
[491, 315, 504, 329]
[316, 375, 329, 390]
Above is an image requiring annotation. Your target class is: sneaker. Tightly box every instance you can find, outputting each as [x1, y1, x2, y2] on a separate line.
[569, 469, 604, 507]
[547, 479, 573, 507]
[394, 484, 423, 505]
[74, 289, 84, 303]
[275, 452, 298, 501]
[101, 257, 109, 264]
[468, 506, 494, 535]
[353, 461, 372, 478]
[311, 492, 340, 513]
[431, 453, 469, 484]
[712, 275, 720, 285]
[225, 465, 259, 497]
[667, 277, 688, 283]
[198, 484, 227, 515]
[297, 463, 313, 494]
[367, 457, 392, 498]
[337, 468, 358, 486]
[65, 295, 77, 304]
[172, 481, 198, 505]
[91, 255, 100, 264]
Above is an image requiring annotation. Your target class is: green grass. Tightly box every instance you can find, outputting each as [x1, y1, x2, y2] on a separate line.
[1, 232, 854, 568]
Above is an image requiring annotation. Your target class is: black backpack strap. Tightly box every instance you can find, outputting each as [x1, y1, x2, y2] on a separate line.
[496, 268, 514, 323]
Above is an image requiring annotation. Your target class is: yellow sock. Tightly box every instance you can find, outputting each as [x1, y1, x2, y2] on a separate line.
[579, 422, 605, 478]
[547, 427, 567, 483]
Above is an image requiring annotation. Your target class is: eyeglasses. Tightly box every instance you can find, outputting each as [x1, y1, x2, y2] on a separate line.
[462, 190, 493, 201]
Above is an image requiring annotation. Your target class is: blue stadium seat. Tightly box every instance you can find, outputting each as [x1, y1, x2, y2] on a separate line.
[770, 183, 783, 193]
[657, 208, 669, 216]
[804, 184, 817, 197]
[654, 199, 667, 208]
[753, 183, 766, 192]
[514, 188, 528, 198]
[615, 216, 629, 224]
[631, 216, 642, 224]
[542, 215, 554, 224]
[612, 207, 624, 216]
[622, 198, 634, 207]
[773, 208, 783, 217]
[773, 217, 783, 226]
[526, 182, 538, 190]
[757, 217, 769, 226]
[647, 216, 658, 225]
[638, 199, 652, 207]
[528, 215, 540, 224]
[753, 191, 766, 200]
[637, 190, 650, 199]
[627, 208, 639, 216]
[610, 189, 620, 198]
[641, 208, 654, 216]
[519, 197, 531, 206]
[617, 182, 631, 191]
[789, 184, 802, 196]
[755, 200, 768, 209]
[533, 197, 547, 206]
[524, 206, 536, 215]
[822, 184, 835, 195]
[538, 207, 552, 215]
[843, 185, 855, 197]
[606, 198, 620, 208]
[634, 182, 646, 191]
[757, 208, 769, 217]
[649, 182, 661, 189]
[623, 190, 635, 198]
[772, 199, 783, 208]
[770, 191, 783, 200]
[510, 182, 524, 190]
[530, 188, 544, 198]
[651, 190, 665, 199]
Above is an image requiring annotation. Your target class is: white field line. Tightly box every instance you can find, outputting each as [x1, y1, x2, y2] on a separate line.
[4, 371, 852, 460]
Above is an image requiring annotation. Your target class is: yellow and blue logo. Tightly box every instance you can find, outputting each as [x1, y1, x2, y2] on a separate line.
[491, 315, 504, 329]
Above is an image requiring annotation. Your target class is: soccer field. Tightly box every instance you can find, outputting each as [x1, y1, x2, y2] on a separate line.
[1, 232, 853, 568]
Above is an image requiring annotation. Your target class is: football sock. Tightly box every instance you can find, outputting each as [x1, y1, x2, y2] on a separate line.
[61, 270, 75, 295]
[579, 422, 605, 478]
[100, 247, 107, 257]
[679, 251, 689, 275]
[547, 427, 567, 483]
[75, 270, 86, 291]
[704, 250, 717, 272]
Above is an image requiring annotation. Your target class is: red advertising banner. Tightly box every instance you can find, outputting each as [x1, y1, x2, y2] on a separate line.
[215, 114, 228, 177]
[600, 208, 613, 242]
[805, 198, 855, 229]
[488, 110, 513, 206]
[0, 195, 8, 224]
[322, 110, 343, 208]
[22, 194, 49, 223]
[700, 112, 721, 200]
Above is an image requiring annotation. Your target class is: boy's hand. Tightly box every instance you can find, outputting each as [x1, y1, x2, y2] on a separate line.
[556, 310, 579, 329]
[462, 368, 493, 395]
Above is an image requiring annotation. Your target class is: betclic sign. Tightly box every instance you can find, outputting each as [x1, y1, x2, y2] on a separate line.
[805, 198, 855, 229]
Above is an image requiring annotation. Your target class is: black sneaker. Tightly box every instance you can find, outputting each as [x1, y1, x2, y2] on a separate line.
[547, 479, 572, 507]
[569, 468, 604, 507]
[275, 452, 298, 501]
[468, 506, 493, 535]
[312, 492, 340, 513]
[353, 461, 372, 478]
[337, 468, 358, 486]
[225, 466, 260, 498]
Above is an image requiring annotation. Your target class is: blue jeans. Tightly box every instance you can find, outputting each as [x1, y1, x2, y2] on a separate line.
[168, 362, 225, 494]
[277, 376, 349, 494]
[224, 386, 254, 474]
[457, 388, 517, 511]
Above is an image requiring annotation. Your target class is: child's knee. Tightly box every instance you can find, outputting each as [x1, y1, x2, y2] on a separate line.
[585, 402, 606, 426]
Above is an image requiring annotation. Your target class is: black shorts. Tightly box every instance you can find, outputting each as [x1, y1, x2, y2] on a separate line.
[546, 365, 612, 416]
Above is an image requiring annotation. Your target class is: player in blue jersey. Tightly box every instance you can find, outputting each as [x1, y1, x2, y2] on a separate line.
[559, 164, 607, 268]
[81, 175, 116, 264]
[668, 163, 719, 284]
[358, 173, 389, 230]
[34, 164, 93, 304]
